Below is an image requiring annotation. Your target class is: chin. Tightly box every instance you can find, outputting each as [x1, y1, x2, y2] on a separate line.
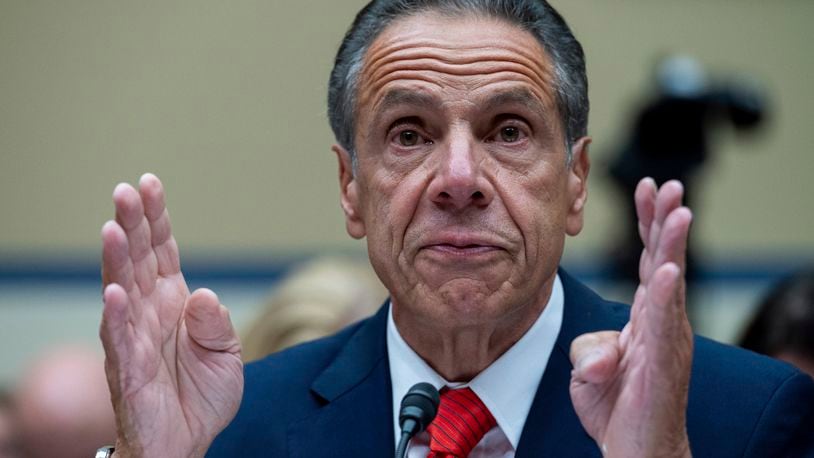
[432, 279, 506, 319]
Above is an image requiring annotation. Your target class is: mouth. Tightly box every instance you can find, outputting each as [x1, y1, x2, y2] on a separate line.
[423, 243, 502, 256]
[418, 232, 507, 258]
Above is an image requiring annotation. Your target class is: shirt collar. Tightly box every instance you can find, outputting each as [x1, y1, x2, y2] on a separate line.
[387, 274, 564, 450]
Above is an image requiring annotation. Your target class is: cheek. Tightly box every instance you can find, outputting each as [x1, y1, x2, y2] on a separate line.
[361, 166, 432, 295]
[362, 165, 427, 251]
[499, 166, 569, 253]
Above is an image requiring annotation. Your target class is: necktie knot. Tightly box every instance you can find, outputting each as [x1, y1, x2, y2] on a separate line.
[426, 387, 496, 458]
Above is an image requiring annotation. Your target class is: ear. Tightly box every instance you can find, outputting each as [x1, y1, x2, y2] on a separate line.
[333, 144, 366, 239]
[565, 136, 591, 236]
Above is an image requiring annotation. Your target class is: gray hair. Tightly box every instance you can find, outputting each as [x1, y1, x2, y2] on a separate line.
[327, 0, 589, 165]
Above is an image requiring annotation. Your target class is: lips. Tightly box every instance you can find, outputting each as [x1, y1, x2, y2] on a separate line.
[424, 243, 501, 255]
[418, 232, 506, 256]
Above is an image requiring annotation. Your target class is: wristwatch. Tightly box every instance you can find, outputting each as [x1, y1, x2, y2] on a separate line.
[95, 446, 115, 458]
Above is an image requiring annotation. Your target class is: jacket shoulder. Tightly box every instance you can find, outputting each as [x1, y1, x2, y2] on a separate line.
[688, 337, 814, 457]
[206, 318, 366, 456]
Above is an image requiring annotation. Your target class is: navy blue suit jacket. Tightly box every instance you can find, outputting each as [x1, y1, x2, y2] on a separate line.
[209, 270, 814, 457]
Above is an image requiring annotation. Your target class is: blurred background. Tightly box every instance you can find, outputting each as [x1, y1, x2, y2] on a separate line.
[1, 0, 812, 436]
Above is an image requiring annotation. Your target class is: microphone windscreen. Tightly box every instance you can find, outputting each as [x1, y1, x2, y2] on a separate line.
[399, 382, 440, 431]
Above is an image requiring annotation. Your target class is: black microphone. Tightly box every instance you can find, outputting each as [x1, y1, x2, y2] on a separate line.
[395, 382, 440, 458]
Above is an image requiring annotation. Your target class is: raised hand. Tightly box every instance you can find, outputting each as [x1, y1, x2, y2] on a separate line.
[569, 178, 694, 457]
[100, 173, 243, 457]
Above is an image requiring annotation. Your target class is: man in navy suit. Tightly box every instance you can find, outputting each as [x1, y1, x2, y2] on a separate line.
[99, 1, 814, 457]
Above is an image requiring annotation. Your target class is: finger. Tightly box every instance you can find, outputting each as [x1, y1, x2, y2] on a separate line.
[640, 181, 684, 281]
[641, 263, 690, 356]
[627, 285, 646, 340]
[113, 183, 152, 265]
[652, 180, 683, 226]
[570, 331, 622, 384]
[635, 177, 657, 244]
[638, 262, 693, 384]
[139, 173, 181, 277]
[113, 182, 157, 294]
[651, 207, 693, 274]
[100, 283, 131, 386]
[185, 289, 241, 354]
[102, 220, 135, 291]
[634, 208, 691, 339]
[646, 181, 683, 252]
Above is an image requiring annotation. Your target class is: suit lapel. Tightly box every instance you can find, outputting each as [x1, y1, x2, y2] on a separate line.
[287, 305, 395, 458]
[516, 270, 629, 457]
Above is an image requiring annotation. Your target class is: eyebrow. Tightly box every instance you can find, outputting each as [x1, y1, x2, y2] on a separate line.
[369, 87, 550, 127]
[372, 89, 440, 120]
[481, 88, 549, 120]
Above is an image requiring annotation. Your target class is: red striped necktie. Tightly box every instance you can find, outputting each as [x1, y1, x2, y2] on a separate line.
[426, 387, 496, 458]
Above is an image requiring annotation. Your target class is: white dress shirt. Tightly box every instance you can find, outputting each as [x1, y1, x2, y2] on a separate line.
[388, 274, 564, 457]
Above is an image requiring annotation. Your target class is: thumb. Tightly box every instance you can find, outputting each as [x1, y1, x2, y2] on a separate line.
[185, 288, 241, 354]
[570, 331, 622, 384]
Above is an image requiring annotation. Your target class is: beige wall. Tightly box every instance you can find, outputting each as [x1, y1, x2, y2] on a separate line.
[1, 0, 812, 261]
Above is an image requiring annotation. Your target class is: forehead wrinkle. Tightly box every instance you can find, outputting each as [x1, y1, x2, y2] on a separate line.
[362, 57, 554, 113]
[369, 57, 550, 87]
[366, 38, 545, 71]
[364, 40, 552, 87]
[360, 32, 556, 113]
[359, 72, 445, 117]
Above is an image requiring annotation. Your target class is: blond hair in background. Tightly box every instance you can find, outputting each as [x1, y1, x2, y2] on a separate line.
[241, 257, 388, 362]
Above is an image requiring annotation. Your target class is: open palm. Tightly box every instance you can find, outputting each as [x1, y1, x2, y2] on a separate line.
[100, 173, 243, 457]
[570, 178, 694, 457]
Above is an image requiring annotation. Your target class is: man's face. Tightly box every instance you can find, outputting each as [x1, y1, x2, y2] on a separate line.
[335, 13, 590, 333]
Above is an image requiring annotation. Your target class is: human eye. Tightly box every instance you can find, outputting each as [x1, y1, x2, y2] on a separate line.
[388, 118, 432, 150]
[397, 129, 422, 147]
[499, 125, 522, 143]
[486, 118, 529, 145]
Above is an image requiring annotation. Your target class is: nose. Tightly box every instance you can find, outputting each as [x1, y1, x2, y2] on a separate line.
[428, 133, 494, 211]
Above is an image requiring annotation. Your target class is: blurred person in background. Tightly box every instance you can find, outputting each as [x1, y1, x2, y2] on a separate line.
[12, 346, 116, 458]
[0, 390, 20, 458]
[241, 257, 387, 361]
[607, 54, 767, 291]
[740, 268, 814, 378]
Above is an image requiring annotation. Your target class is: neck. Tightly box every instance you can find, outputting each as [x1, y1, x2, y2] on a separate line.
[393, 286, 552, 382]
